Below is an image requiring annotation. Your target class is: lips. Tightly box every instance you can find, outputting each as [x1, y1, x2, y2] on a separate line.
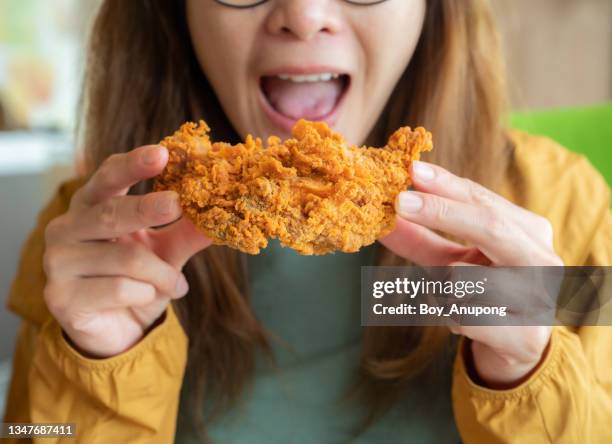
[259, 72, 350, 133]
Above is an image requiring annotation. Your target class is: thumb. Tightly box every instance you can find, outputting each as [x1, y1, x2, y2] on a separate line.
[149, 217, 212, 269]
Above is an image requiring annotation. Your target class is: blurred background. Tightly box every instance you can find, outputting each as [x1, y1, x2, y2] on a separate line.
[0, 0, 611, 416]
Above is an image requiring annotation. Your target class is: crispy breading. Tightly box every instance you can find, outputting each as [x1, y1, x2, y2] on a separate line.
[154, 119, 432, 255]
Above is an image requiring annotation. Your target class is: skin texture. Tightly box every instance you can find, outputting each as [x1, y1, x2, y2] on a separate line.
[154, 119, 432, 255]
[186, 0, 426, 144]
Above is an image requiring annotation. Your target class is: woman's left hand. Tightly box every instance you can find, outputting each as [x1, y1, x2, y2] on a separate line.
[380, 160, 564, 389]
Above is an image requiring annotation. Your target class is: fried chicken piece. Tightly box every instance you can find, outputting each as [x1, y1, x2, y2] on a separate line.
[154, 119, 432, 255]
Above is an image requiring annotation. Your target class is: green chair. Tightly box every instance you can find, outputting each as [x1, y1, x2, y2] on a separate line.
[510, 103, 612, 187]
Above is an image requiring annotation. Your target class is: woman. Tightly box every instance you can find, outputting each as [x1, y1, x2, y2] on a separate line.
[4, 0, 611, 442]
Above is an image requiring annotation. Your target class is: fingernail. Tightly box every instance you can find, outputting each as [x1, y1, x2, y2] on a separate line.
[412, 161, 435, 181]
[398, 192, 423, 214]
[175, 274, 189, 297]
[142, 146, 161, 165]
[155, 193, 178, 215]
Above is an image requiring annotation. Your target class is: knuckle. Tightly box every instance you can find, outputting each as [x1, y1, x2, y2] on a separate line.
[483, 211, 509, 241]
[97, 161, 113, 185]
[113, 277, 155, 305]
[43, 281, 66, 314]
[142, 285, 157, 303]
[96, 199, 119, 232]
[110, 278, 133, 304]
[121, 246, 146, 273]
[71, 186, 85, 204]
[105, 153, 122, 167]
[148, 263, 178, 297]
[167, 271, 183, 296]
[145, 284, 157, 301]
[66, 315, 90, 334]
[424, 196, 449, 223]
[97, 156, 120, 186]
[44, 217, 64, 243]
[135, 195, 150, 223]
[466, 179, 494, 207]
[42, 282, 54, 305]
[42, 245, 59, 276]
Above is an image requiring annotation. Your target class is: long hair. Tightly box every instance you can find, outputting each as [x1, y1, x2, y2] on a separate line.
[81, 0, 510, 438]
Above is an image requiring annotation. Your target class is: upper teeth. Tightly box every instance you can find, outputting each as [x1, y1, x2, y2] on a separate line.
[277, 73, 340, 83]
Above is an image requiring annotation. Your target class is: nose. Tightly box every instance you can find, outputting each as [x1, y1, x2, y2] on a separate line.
[266, 0, 342, 41]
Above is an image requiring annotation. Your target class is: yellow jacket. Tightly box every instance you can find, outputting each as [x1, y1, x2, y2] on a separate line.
[3, 132, 612, 443]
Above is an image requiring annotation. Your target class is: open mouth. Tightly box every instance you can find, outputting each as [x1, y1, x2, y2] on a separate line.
[259, 72, 351, 133]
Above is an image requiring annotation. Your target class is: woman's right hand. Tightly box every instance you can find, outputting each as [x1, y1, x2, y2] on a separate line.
[42, 145, 211, 358]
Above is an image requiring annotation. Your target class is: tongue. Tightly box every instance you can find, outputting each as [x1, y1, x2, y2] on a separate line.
[263, 77, 343, 120]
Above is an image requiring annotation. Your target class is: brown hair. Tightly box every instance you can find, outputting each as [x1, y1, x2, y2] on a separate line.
[81, 0, 510, 438]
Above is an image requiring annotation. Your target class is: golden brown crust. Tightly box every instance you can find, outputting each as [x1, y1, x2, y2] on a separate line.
[154, 119, 432, 255]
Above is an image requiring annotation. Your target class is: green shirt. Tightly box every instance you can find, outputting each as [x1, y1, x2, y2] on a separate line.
[176, 241, 459, 443]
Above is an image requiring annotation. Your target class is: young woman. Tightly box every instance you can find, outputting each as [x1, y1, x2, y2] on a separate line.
[4, 0, 611, 442]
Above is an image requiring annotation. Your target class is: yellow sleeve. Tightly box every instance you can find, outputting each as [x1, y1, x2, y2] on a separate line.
[452, 135, 612, 443]
[2, 178, 188, 444]
[4, 307, 187, 444]
[583, 210, 612, 266]
[452, 327, 612, 443]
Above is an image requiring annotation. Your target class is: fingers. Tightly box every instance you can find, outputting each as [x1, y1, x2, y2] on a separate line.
[55, 191, 181, 241]
[410, 161, 555, 245]
[44, 241, 189, 298]
[68, 277, 158, 312]
[149, 217, 212, 269]
[44, 276, 157, 324]
[396, 189, 561, 265]
[379, 217, 476, 265]
[411, 161, 505, 209]
[396, 191, 529, 264]
[449, 257, 492, 266]
[48, 277, 173, 335]
[73, 145, 168, 208]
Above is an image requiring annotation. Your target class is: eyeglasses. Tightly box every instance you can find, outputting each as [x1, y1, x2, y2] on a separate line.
[213, 0, 390, 9]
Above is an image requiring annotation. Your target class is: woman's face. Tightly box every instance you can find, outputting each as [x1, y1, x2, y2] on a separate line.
[186, 0, 426, 145]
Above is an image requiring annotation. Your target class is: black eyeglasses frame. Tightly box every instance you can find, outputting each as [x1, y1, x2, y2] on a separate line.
[212, 0, 390, 9]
